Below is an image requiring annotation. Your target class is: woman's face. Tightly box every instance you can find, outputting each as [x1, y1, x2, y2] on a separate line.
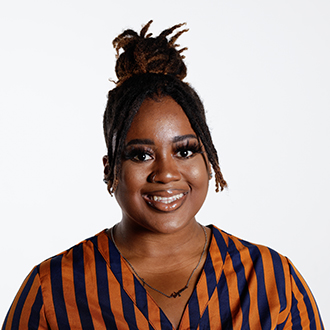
[112, 96, 210, 234]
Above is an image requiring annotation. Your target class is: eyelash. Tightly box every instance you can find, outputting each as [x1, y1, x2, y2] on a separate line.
[123, 146, 154, 162]
[123, 141, 203, 162]
[174, 141, 203, 158]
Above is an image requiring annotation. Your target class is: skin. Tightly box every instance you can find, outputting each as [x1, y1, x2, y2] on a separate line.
[103, 96, 212, 328]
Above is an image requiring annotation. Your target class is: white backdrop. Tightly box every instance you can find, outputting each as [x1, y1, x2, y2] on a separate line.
[1, 0, 329, 326]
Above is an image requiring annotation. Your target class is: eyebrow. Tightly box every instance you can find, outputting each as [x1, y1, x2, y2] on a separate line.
[125, 139, 155, 147]
[172, 134, 198, 143]
[125, 134, 198, 147]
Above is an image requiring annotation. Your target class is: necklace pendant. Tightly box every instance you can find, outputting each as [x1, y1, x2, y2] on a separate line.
[170, 285, 188, 298]
[170, 291, 181, 298]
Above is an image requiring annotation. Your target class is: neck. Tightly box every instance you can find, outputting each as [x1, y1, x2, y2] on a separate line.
[111, 218, 205, 259]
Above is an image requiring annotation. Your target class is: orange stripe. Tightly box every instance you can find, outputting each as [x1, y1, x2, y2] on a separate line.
[208, 233, 225, 282]
[259, 246, 280, 328]
[83, 241, 107, 330]
[97, 231, 110, 266]
[207, 287, 221, 330]
[196, 270, 209, 317]
[17, 273, 42, 329]
[285, 312, 292, 328]
[146, 294, 162, 330]
[223, 253, 243, 329]
[107, 266, 130, 330]
[290, 261, 323, 329]
[289, 260, 323, 329]
[232, 238, 262, 330]
[277, 256, 292, 324]
[3, 268, 37, 330]
[121, 258, 136, 304]
[61, 249, 82, 330]
[178, 306, 190, 330]
[291, 273, 311, 327]
[39, 259, 59, 330]
[134, 304, 151, 329]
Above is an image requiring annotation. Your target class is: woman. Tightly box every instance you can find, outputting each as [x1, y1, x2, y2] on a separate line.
[2, 21, 324, 330]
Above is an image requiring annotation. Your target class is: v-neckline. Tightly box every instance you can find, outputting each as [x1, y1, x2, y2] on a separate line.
[95, 225, 228, 330]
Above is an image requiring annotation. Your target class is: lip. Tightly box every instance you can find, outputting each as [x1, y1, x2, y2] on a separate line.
[142, 189, 188, 212]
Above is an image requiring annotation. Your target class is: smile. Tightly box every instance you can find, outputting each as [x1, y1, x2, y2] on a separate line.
[142, 191, 188, 212]
[151, 193, 184, 204]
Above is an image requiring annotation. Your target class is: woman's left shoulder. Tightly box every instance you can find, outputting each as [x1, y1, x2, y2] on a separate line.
[209, 224, 291, 277]
[208, 224, 324, 328]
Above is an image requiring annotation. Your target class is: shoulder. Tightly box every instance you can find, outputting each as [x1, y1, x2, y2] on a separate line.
[37, 229, 108, 280]
[207, 227, 324, 327]
[209, 224, 292, 292]
[210, 224, 288, 264]
[209, 225, 294, 322]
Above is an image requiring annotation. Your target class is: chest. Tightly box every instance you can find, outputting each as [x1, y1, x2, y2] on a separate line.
[41, 231, 288, 329]
[136, 268, 202, 329]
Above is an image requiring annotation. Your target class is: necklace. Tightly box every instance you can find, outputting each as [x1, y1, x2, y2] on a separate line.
[110, 224, 208, 298]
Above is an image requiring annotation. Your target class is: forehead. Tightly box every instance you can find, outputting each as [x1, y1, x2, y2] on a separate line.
[125, 96, 196, 141]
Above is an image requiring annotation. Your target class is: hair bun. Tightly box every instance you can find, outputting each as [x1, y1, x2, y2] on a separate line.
[113, 20, 189, 85]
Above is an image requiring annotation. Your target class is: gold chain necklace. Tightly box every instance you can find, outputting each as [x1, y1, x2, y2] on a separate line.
[110, 224, 208, 298]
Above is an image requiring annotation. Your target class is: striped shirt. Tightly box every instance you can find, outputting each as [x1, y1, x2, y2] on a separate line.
[2, 225, 324, 329]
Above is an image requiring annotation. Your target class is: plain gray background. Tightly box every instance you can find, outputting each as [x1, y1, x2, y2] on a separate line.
[1, 0, 329, 326]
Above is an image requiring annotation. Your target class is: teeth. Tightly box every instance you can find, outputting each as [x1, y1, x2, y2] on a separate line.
[151, 193, 184, 204]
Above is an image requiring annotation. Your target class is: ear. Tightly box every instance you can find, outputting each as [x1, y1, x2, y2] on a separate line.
[103, 155, 109, 178]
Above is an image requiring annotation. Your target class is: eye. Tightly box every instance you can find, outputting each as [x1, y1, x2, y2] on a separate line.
[132, 152, 153, 162]
[174, 140, 203, 159]
[123, 146, 154, 162]
[176, 149, 193, 158]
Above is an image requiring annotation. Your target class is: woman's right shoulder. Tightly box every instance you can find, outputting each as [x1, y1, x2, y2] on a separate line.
[37, 229, 109, 281]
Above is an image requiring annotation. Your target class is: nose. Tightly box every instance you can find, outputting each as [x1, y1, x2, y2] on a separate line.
[148, 156, 181, 184]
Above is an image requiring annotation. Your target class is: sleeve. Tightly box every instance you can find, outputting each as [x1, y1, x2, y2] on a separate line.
[281, 258, 324, 330]
[2, 266, 49, 330]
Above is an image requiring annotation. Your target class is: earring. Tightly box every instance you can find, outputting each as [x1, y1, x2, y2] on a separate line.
[103, 178, 115, 197]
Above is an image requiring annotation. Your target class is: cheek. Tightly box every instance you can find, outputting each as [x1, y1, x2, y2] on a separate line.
[115, 173, 141, 216]
[183, 157, 209, 189]
[114, 163, 147, 206]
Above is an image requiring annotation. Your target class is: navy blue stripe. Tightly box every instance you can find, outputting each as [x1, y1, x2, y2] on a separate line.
[241, 241, 271, 330]
[28, 287, 43, 329]
[218, 272, 233, 330]
[134, 276, 149, 320]
[121, 286, 138, 329]
[290, 263, 316, 329]
[212, 226, 228, 263]
[73, 244, 94, 330]
[291, 294, 302, 330]
[91, 237, 118, 330]
[109, 237, 123, 286]
[160, 308, 172, 330]
[133, 278, 154, 330]
[228, 237, 250, 329]
[11, 267, 39, 330]
[188, 289, 200, 328]
[50, 255, 70, 329]
[203, 252, 217, 299]
[269, 249, 287, 312]
[200, 305, 210, 329]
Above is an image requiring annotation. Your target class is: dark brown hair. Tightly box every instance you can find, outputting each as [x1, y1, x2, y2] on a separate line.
[103, 21, 227, 194]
